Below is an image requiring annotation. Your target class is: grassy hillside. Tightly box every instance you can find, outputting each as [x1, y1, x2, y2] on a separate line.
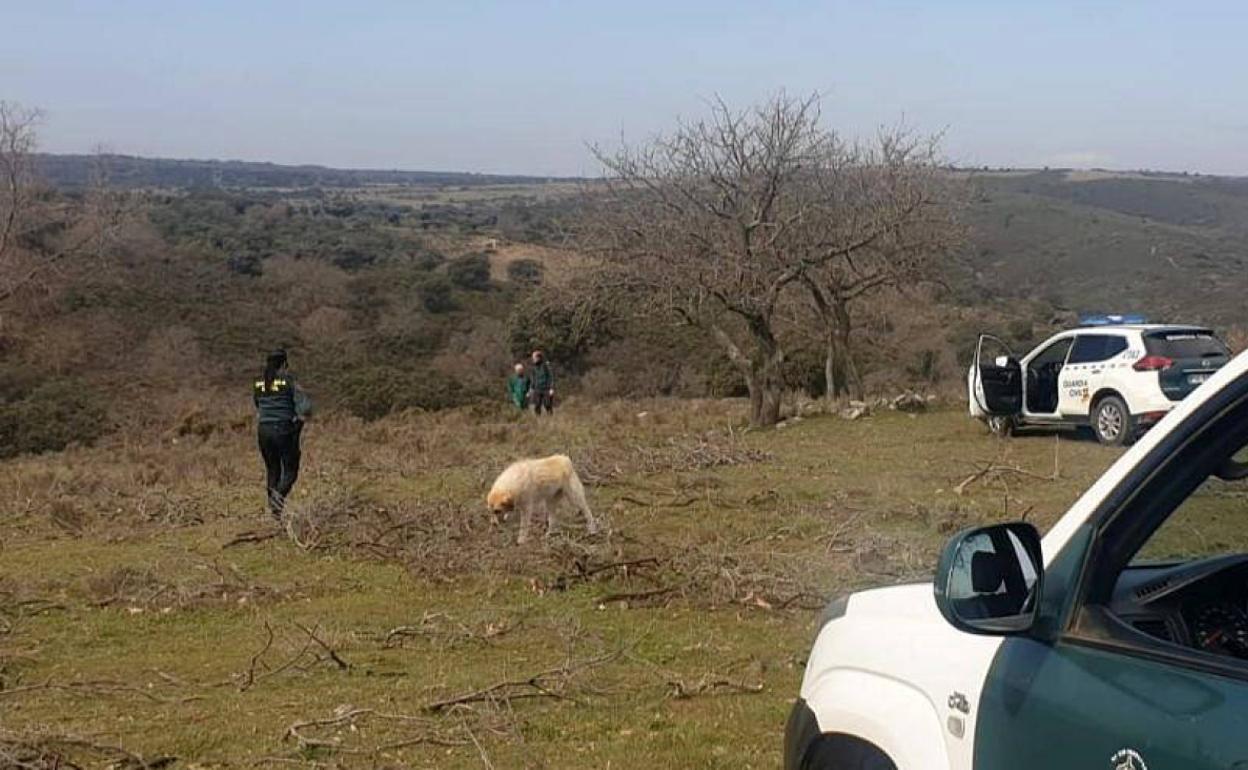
[1, 400, 1134, 768]
[4, 160, 1247, 765]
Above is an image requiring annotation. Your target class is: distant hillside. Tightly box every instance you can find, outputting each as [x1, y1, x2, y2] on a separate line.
[965, 170, 1248, 329]
[35, 153, 567, 189]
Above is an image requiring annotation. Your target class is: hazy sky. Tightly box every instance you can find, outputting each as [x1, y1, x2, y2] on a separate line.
[5, 1, 1247, 176]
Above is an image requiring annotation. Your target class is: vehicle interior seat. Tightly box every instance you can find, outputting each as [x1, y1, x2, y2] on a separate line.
[1026, 362, 1062, 413]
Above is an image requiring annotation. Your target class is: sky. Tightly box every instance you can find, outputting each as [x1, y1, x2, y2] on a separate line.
[4, 1, 1247, 176]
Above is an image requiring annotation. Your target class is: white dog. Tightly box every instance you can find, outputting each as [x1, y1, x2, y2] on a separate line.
[486, 454, 601, 544]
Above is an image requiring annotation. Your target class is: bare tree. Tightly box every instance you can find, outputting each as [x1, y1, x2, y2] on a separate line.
[0, 102, 130, 325]
[584, 92, 963, 424]
[801, 130, 967, 400]
[583, 93, 892, 426]
[0, 102, 39, 270]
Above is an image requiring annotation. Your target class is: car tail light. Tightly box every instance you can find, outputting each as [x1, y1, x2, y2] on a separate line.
[1133, 355, 1174, 372]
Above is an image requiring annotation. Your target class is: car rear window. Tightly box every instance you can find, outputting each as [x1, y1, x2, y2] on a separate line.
[1144, 330, 1230, 359]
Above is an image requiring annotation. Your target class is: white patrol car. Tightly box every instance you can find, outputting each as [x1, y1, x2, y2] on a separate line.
[968, 316, 1231, 445]
[786, 348, 1248, 770]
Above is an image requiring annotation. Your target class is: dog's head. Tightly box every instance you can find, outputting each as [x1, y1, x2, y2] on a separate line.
[486, 489, 515, 524]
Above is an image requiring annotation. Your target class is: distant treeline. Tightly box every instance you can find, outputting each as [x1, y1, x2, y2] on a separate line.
[35, 153, 572, 189]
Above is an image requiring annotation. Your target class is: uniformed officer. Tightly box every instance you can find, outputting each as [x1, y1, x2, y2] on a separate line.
[253, 349, 313, 521]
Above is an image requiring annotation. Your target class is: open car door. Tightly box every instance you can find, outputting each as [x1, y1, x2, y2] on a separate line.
[973, 334, 1022, 416]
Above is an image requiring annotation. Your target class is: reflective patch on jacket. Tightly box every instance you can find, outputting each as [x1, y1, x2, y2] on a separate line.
[254, 378, 290, 393]
[254, 376, 305, 425]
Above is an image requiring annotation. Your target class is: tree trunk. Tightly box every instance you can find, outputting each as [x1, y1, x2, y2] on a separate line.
[824, 331, 840, 402]
[711, 318, 785, 428]
[828, 299, 863, 401]
[807, 278, 853, 404]
[746, 316, 785, 427]
[754, 374, 783, 426]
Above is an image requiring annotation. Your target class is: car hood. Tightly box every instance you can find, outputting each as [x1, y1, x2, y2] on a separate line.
[845, 581, 939, 620]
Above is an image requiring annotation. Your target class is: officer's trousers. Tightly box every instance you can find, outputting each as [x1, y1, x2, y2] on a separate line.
[258, 421, 301, 518]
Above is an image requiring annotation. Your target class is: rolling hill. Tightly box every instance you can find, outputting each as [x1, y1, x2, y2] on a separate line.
[34, 153, 564, 189]
[965, 170, 1248, 328]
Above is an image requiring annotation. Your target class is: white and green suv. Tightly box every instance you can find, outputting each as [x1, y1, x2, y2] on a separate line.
[968, 321, 1231, 445]
[788, 348, 1248, 769]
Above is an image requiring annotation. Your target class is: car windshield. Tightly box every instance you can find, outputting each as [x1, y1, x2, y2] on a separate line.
[1145, 330, 1230, 360]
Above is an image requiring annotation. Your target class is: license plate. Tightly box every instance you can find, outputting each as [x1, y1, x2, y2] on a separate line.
[1189, 374, 1209, 385]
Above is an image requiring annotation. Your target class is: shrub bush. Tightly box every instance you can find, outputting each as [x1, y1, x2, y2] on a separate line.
[1226, 326, 1248, 354]
[447, 253, 492, 291]
[418, 275, 458, 313]
[506, 258, 544, 287]
[410, 248, 445, 271]
[705, 355, 748, 398]
[334, 365, 470, 420]
[507, 290, 617, 373]
[0, 380, 109, 458]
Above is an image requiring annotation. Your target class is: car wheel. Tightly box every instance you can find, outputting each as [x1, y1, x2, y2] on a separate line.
[802, 736, 896, 770]
[1093, 396, 1134, 446]
[986, 415, 1015, 437]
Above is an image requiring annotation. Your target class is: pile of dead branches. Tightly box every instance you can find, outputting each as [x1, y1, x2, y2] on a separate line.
[0, 728, 164, 770]
[266, 491, 553, 582]
[80, 561, 284, 612]
[541, 536, 826, 611]
[282, 705, 514, 758]
[374, 610, 527, 651]
[232, 620, 351, 692]
[577, 432, 771, 485]
[0, 587, 62, 692]
[278, 640, 621, 762]
[277, 637, 765, 763]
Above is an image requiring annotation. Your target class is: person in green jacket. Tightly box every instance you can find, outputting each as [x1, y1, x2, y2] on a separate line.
[507, 362, 529, 409]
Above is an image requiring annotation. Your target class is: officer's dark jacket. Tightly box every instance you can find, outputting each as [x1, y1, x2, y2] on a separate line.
[253, 373, 313, 425]
[530, 361, 554, 391]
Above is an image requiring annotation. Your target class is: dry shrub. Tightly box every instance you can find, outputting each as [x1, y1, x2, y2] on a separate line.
[260, 255, 351, 315]
[0, 429, 253, 538]
[84, 566, 159, 605]
[1226, 325, 1248, 354]
[577, 367, 624, 400]
[170, 407, 220, 439]
[141, 325, 208, 385]
[300, 305, 355, 347]
[282, 483, 376, 551]
[46, 497, 90, 535]
[429, 319, 512, 397]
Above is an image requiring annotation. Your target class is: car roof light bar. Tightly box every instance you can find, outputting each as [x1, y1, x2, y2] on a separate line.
[1078, 313, 1149, 327]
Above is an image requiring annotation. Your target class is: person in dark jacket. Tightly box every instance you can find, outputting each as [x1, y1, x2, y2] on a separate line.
[507, 362, 529, 410]
[528, 349, 555, 415]
[253, 349, 313, 521]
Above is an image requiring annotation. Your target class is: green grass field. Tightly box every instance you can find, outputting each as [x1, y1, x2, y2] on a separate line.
[0, 400, 1128, 768]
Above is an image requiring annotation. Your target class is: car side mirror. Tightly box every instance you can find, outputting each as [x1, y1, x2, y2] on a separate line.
[994, 355, 1012, 368]
[934, 522, 1043, 635]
